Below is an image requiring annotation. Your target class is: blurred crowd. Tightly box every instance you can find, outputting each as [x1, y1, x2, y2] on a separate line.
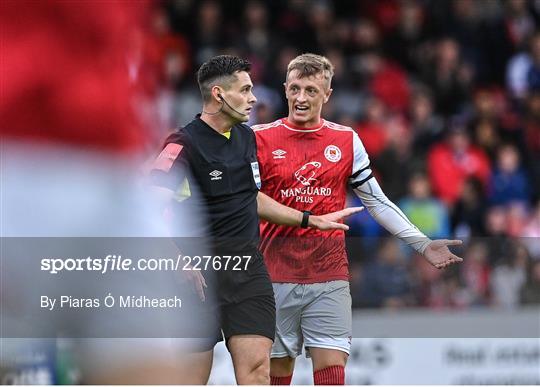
[140, 0, 540, 309]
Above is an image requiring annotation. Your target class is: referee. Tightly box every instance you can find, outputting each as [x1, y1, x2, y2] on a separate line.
[150, 55, 360, 385]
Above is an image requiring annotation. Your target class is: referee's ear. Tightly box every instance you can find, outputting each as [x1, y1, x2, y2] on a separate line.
[211, 86, 223, 103]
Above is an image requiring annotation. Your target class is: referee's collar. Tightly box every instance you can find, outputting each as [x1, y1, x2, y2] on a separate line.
[196, 114, 234, 138]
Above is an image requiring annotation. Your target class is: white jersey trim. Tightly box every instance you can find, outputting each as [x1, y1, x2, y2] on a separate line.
[282, 119, 325, 132]
[351, 131, 370, 177]
[252, 119, 282, 132]
[324, 120, 354, 132]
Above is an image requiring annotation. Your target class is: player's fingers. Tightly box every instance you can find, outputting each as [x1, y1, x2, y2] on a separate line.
[341, 207, 364, 217]
[330, 207, 363, 220]
[450, 253, 463, 262]
[329, 222, 349, 231]
[443, 239, 463, 246]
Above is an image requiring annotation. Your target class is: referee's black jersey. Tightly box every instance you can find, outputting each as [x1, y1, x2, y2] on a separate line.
[151, 116, 261, 252]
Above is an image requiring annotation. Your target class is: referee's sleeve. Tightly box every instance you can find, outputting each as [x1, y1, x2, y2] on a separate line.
[149, 132, 188, 191]
[348, 131, 373, 188]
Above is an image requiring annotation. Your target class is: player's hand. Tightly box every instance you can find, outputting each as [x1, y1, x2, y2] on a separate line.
[423, 239, 464, 269]
[182, 269, 207, 301]
[308, 207, 364, 231]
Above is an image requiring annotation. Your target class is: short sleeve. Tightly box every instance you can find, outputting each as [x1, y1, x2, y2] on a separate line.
[348, 131, 373, 188]
[149, 131, 189, 191]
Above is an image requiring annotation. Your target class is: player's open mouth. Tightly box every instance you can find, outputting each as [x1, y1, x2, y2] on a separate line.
[295, 106, 309, 112]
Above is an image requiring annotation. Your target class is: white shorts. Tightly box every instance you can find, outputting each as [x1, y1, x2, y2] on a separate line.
[271, 280, 352, 358]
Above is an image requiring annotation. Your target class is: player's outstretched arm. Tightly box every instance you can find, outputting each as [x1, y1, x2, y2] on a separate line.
[352, 177, 463, 269]
[257, 192, 363, 231]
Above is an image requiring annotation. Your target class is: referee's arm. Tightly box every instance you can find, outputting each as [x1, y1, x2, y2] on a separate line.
[256, 192, 363, 231]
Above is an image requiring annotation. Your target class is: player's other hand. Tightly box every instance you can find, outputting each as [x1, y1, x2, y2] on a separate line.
[424, 239, 464, 269]
[309, 207, 364, 231]
[181, 270, 207, 301]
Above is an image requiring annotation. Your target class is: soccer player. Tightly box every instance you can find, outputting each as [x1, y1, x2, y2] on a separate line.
[253, 53, 463, 385]
[149, 55, 362, 385]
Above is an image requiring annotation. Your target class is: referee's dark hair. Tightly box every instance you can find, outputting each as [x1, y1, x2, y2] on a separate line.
[197, 55, 252, 102]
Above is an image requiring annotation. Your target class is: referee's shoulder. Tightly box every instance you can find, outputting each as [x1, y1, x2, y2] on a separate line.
[163, 124, 190, 146]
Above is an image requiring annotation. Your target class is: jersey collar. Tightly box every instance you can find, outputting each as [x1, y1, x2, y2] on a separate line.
[282, 118, 324, 132]
[196, 114, 233, 140]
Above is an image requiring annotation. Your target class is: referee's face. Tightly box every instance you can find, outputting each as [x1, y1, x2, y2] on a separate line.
[221, 71, 257, 122]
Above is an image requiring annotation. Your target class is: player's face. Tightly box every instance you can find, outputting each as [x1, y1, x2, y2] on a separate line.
[285, 70, 332, 127]
[220, 71, 257, 122]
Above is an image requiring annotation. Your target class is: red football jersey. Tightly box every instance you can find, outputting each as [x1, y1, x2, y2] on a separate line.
[254, 118, 370, 283]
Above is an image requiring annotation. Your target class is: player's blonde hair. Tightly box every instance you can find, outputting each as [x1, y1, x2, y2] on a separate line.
[286, 53, 334, 89]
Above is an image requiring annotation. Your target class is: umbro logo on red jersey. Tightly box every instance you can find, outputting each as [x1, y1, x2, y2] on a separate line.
[209, 170, 223, 180]
[272, 149, 287, 159]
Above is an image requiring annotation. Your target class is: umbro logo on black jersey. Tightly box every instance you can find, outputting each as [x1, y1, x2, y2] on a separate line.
[272, 149, 286, 159]
[209, 170, 223, 180]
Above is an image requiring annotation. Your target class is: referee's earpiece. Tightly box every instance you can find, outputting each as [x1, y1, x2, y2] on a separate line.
[216, 91, 249, 117]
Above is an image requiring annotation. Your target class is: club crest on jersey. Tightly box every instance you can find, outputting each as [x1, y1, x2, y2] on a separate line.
[272, 149, 287, 159]
[324, 145, 341, 163]
[251, 162, 262, 189]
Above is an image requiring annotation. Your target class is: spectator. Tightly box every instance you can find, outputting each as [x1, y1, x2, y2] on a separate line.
[356, 96, 390, 158]
[421, 37, 473, 116]
[527, 29, 540, 92]
[408, 88, 445, 160]
[149, 8, 192, 89]
[371, 115, 415, 201]
[451, 177, 487, 238]
[192, 1, 225, 65]
[384, 0, 427, 73]
[488, 143, 531, 206]
[520, 260, 540, 304]
[490, 242, 529, 308]
[523, 91, 540, 199]
[325, 49, 367, 121]
[507, 202, 530, 237]
[399, 172, 451, 238]
[276, 0, 316, 52]
[462, 241, 491, 306]
[427, 119, 491, 206]
[505, 0, 536, 54]
[306, 0, 336, 52]
[368, 52, 411, 113]
[428, 270, 471, 309]
[358, 239, 413, 308]
[506, 32, 540, 99]
[471, 119, 502, 162]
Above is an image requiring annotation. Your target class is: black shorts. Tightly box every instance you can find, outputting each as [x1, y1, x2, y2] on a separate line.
[209, 250, 276, 346]
[193, 292, 275, 352]
[221, 292, 275, 342]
